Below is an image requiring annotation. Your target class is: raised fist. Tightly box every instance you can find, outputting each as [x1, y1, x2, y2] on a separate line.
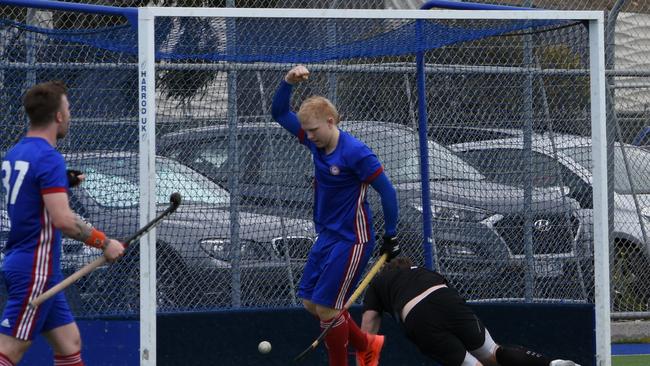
[285, 65, 310, 85]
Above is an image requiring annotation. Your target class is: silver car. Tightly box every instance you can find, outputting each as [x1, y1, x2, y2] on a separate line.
[450, 133, 650, 311]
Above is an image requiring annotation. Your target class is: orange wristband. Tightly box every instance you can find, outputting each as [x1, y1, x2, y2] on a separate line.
[85, 228, 107, 249]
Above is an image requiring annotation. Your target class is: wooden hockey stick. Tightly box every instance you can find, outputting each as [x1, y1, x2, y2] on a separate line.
[294, 253, 388, 362]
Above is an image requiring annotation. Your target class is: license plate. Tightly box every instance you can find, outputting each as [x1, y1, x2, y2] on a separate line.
[533, 260, 563, 277]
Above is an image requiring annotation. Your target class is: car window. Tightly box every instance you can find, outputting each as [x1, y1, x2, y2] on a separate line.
[197, 147, 228, 168]
[185, 136, 262, 184]
[167, 131, 312, 188]
[457, 148, 581, 188]
[342, 123, 484, 183]
[561, 145, 650, 194]
[72, 156, 230, 207]
[429, 127, 519, 145]
[259, 134, 312, 187]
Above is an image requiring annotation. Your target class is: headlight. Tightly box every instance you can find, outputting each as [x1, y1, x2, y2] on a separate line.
[414, 201, 490, 222]
[200, 239, 265, 261]
[200, 238, 230, 261]
[440, 243, 476, 257]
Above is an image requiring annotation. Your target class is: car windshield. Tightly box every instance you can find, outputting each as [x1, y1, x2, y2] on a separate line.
[560, 145, 650, 194]
[164, 130, 313, 187]
[69, 156, 230, 207]
[342, 123, 484, 183]
[456, 148, 582, 188]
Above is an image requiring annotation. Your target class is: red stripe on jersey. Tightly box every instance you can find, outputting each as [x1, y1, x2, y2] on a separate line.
[297, 128, 306, 144]
[364, 166, 384, 183]
[41, 187, 67, 195]
[361, 204, 371, 245]
[354, 184, 370, 244]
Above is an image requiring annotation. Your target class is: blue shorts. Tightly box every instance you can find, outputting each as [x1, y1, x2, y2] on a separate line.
[0, 271, 74, 341]
[298, 231, 375, 309]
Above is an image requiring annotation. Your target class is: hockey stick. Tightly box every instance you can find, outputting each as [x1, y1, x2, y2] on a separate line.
[29, 192, 182, 308]
[294, 253, 388, 362]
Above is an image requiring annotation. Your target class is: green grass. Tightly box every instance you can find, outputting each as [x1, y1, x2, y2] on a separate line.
[612, 355, 650, 366]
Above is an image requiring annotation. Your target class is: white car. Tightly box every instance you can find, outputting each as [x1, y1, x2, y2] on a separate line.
[450, 133, 650, 312]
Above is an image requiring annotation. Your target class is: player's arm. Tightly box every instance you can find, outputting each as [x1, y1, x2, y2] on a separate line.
[360, 310, 382, 334]
[353, 149, 398, 239]
[42, 192, 124, 262]
[370, 172, 398, 237]
[361, 281, 383, 334]
[271, 65, 309, 137]
[369, 171, 400, 260]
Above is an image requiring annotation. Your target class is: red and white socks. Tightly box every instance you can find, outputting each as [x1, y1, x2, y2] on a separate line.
[320, 311, 373, 366]
[322, 316, 350, 366]
[344, 311, 369, 352]
[54, 351, 84, 366]
[0, 352, 14, 366]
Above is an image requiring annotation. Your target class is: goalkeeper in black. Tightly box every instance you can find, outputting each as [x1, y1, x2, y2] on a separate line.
[359, 257, 581, 366]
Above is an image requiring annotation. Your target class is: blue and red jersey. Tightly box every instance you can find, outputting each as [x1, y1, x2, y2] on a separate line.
[272, 81, 385, 244]
[1, 137, 67, 276]
[302, 129, 382, 243]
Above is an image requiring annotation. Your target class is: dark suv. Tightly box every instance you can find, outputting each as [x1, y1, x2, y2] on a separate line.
[160, 120, 591, 300]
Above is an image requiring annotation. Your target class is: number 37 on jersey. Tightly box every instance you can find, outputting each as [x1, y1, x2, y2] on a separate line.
[2, 160, 30, 205]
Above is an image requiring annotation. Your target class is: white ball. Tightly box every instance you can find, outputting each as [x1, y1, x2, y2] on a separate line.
[258, 340, 272, 354]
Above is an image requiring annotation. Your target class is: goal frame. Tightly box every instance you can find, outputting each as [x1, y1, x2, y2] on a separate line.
[135, 7, 606, 366]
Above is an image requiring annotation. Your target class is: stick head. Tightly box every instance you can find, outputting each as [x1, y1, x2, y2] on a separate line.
[169, 192, 182, 210]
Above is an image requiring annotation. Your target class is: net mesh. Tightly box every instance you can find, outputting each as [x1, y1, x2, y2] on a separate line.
[0, 6, 600, 317]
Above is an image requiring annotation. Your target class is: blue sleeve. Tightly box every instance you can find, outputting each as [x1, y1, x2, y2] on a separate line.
[271, 80, 304, 142]
[352, 146, 383, 183]
[37, 150, 68, 194]
[370, 172, 398, 237]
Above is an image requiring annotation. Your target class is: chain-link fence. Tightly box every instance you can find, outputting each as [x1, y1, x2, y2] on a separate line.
[0, 3, 604, 320]
[1, 0, 648, 319]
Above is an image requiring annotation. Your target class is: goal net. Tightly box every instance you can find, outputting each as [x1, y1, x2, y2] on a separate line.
[0, 3, 607, 364]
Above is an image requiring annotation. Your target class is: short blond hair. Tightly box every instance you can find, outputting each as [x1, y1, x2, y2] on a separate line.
[297, 96, 340, 124]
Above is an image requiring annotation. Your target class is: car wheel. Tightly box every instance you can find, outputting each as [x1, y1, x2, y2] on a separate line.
[612, 242, 650, 312]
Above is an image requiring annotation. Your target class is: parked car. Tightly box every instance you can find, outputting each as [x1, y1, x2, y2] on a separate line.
[159, 121, 590, 300]
[20, 152, 315, 313]
[450, 133, 650, 310]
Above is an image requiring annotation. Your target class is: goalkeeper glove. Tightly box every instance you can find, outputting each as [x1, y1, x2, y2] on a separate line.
[67, 169, 84, 188]
[380, 235, 400, 261]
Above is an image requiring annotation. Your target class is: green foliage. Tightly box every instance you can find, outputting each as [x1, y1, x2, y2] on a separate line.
[535, 43, 590, 133]
[537, 44, 582, 70]
[612, 337, 650, 344]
